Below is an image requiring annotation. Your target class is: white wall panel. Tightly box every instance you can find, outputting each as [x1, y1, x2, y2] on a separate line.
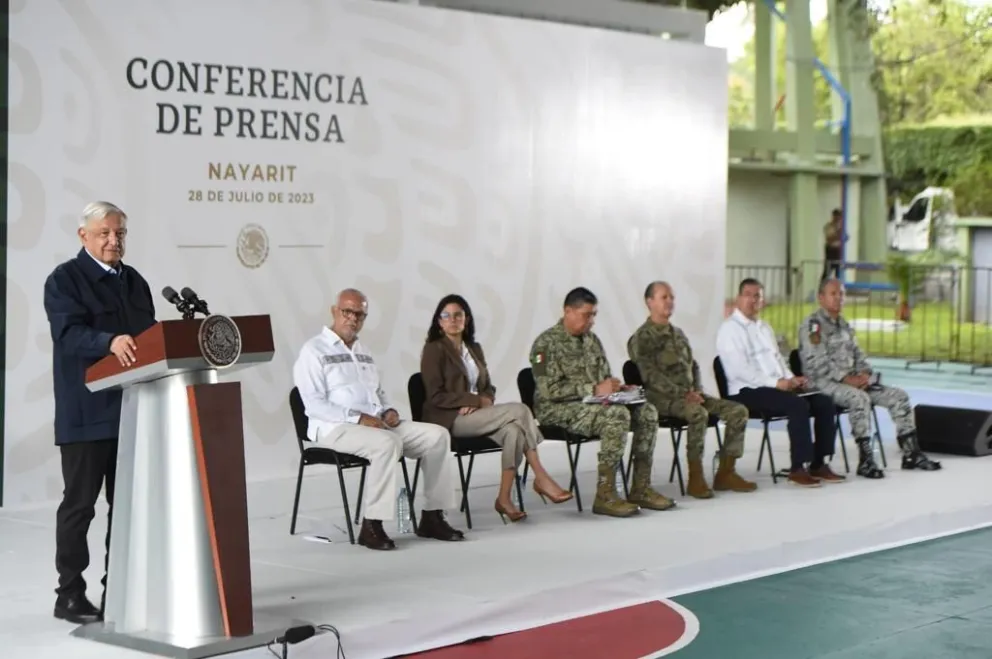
[5, 0, 728, 505]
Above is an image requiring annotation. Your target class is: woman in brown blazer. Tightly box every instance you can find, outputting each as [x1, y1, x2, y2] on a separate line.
[420, 294, 572, 523]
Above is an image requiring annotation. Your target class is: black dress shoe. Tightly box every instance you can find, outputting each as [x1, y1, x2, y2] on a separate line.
[54, 594, 101, 624]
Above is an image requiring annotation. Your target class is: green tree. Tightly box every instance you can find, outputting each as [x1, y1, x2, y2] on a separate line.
[869, 0, 992, 126]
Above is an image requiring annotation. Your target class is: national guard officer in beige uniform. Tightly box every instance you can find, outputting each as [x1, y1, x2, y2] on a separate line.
[798, 279, 942, 479]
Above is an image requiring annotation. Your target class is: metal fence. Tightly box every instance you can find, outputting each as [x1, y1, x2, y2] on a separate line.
[725, 261, 992, 371]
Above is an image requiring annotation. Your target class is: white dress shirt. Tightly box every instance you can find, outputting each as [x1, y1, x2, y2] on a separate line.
[716, 309, 794, 396]
[292, 327, 392, 440]
[461, 344, 480, 395]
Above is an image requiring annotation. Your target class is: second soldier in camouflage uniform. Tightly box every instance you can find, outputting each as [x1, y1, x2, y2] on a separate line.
[798, 279, 941, 478]
[529, 287, 675, 517]
[628, 282, 757, 499]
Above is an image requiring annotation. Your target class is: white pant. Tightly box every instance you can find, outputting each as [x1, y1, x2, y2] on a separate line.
[317, 421, 455, 521]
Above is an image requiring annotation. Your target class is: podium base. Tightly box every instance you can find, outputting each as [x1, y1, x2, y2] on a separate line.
[70, 614, 311, 659]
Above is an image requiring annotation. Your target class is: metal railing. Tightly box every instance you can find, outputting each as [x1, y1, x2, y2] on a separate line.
[726, 261, 992, 371]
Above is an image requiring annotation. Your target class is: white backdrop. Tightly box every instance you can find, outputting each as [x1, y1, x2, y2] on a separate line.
[5, 0, 728, 506]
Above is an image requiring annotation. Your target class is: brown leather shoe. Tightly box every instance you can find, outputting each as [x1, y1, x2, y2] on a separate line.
[357, 519, 396, 550]
[415, 510, 465, 542]
[788, 469, 822, 488]
[810, 464, 847, 483]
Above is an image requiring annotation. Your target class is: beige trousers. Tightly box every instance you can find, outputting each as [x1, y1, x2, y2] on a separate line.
[450, 402, 542, 469]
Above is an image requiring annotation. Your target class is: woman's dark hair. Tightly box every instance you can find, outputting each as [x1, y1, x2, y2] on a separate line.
[426, 294, 477, 344]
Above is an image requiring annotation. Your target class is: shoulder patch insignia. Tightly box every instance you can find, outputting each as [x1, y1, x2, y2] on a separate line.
[532, 351, 547, 376]
[809, 320, 821, 345]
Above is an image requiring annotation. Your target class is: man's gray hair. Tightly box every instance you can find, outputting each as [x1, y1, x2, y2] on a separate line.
[80, 201, 127, 228]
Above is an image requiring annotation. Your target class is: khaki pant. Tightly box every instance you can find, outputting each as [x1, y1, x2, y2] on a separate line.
[451, 402, 542, 469]
[317, 421, 455, 521]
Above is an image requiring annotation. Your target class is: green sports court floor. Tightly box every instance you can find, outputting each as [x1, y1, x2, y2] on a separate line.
[671, 526, 992, 659]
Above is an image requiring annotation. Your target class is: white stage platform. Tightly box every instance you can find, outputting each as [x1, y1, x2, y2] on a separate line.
[2, 424, 991, 659]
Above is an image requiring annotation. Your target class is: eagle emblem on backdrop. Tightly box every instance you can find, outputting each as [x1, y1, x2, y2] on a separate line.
[236, 223, 270, 269]
[197, 314, 243, 369]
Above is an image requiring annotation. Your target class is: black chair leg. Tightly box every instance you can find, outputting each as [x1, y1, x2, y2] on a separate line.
[762, 422, 778, 484]
[836, 419, 850, 473]
[521, 462, 531, 489]
[337, 464, 357, 545]
[354, 467, 367, 525]
[871, 407, 887, 467]
[455, 454, 473, 529]
[618, 460, 630, 499]
[290, 456, 306, 536]
[669, 429, 686, 496]
[515, 472, 525, 513]
[714, 424, 724, 452]
[566, 442, 583, 512]
[411, 459, 421, 500]
[401, 460, 418, 533]
[460, 454, 477, 514]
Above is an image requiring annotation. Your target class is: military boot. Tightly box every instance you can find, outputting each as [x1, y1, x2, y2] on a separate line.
[627, 457, 676, 511]
[686, 458, 714, 499]
[855, 438, 885, 479]
[713, 455, 758, 492]
[592, 463, 640, 517]
[897, 432, 942, 471]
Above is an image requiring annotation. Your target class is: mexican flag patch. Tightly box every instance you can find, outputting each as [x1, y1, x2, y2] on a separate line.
[532, 352, 547, 375]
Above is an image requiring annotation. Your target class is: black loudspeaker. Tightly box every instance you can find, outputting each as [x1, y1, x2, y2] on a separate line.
[914, 404, 992, 457]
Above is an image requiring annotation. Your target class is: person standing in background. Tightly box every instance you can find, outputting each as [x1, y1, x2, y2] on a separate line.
[823, 208, 844, 280]
[43, 201, 157, 623]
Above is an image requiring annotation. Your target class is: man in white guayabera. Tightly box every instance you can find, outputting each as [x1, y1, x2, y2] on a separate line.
[293, 288, 464, 550]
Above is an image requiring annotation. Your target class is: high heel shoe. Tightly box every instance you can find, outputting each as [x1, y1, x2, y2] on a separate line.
[494, 501, 527, 524]
[533, 482, 574, 505]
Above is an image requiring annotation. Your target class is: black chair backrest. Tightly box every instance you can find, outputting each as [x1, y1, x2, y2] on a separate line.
[712, 356, 729, 399]
[407, 373, 426, 423]
[517, 368, 536, 411]
[288, 387, 309, 454]
[789, 349, 803, 376]
[622, 360, 643, 386]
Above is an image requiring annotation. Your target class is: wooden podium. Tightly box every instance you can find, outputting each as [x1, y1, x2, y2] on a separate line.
[71, 316, 295, 658]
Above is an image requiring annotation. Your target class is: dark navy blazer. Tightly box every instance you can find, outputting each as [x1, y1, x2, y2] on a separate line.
[43, 248, 157, 445]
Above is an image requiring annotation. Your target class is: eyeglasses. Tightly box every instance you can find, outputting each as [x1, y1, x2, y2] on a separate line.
[339, 308, 368, 321]
[440, 311, 466, 321]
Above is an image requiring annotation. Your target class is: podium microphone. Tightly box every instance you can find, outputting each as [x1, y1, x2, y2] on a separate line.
[180, 287, 211, 316]
[161, 286, 195, 320]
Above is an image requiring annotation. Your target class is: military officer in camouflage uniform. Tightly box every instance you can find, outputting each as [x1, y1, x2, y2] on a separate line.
[628, 281, 756, 499]
[798, 278, 941, 478]
[529, 287, 674, 518]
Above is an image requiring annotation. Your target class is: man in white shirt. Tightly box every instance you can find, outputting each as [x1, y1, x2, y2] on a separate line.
[716, 278, 845, 487]
[293, 288, 463, 550]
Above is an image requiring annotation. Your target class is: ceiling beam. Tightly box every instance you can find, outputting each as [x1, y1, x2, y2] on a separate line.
[406, 0, 709, 42]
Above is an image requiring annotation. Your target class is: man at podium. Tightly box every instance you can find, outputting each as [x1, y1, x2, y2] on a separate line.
[42, 201, 157, 623]
[293, 288, 465, 550]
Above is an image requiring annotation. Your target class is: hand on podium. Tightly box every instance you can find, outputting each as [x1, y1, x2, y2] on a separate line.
[110, 335, 138, 367]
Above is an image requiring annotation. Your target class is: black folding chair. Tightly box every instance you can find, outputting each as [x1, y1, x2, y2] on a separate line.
[288, 387, 417, 544]
[516, 368, 628, 512]
[621, 360, 723, 496]
[407, 373, 523, 529]
[713, 357, 787, 484]
[789, 350, 887, 471]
